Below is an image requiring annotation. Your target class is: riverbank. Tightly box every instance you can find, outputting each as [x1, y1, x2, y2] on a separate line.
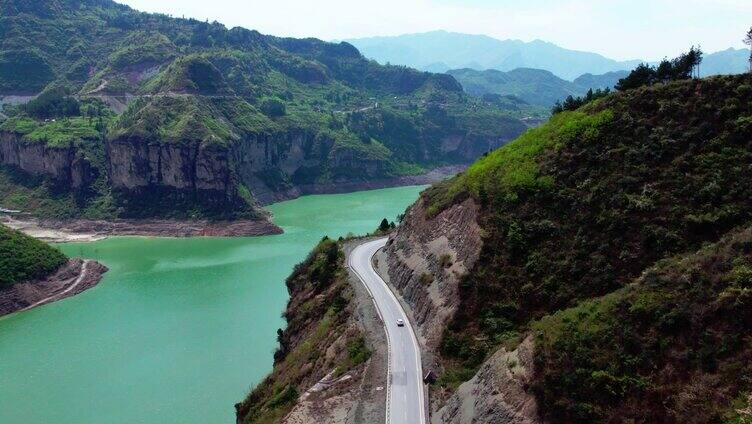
[0, 259, 108, 317]
[253, 165, 464, 205]
[0, 216, 284, 243]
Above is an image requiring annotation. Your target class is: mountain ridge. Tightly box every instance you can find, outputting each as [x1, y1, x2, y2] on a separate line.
[345, 30, 750, 81]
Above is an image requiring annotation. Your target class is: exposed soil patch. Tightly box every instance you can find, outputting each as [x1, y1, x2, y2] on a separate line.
[0, 258, 108, 316]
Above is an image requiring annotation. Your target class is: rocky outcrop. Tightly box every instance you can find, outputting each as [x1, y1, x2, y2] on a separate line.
[434, 336, 540, 424]
[0, 132, 96, 188]
[384, 197, 483, 349]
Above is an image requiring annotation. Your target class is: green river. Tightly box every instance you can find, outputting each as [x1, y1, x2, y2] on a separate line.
[0, 186, 424, 424]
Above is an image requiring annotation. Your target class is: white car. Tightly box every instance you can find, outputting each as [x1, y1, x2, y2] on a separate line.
[396, 319, 405, 327]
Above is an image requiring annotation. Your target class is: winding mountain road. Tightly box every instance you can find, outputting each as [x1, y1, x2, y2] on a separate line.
[348, 238, 426, 424]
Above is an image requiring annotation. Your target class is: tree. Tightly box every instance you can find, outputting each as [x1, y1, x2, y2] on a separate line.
[745, 27, 752, 72]
[23, 86, 80, 119]
[656, 58, 673, 83]
[616, 63, 656, 91]
[616, 47, 703, 91]
[378, 218, 390, 233]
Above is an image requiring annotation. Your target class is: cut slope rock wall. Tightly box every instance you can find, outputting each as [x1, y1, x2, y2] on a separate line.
[385, 197, 483, 350]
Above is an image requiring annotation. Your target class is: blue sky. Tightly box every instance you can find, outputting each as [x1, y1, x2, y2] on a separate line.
[117, 0, 750, 61]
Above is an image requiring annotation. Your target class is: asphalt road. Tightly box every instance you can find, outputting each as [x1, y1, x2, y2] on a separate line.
[348, 238, 426, 424]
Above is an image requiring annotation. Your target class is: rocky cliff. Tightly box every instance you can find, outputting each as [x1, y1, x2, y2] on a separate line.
[382, 195, 542, 423]
[0, 0, 530, 219]
[0, 132, 96, 189]
[106, 136, 245, 215]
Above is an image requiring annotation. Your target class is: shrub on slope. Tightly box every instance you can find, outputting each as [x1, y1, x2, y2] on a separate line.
[0, 224, 67, 286]
[533, 226, 752, 422]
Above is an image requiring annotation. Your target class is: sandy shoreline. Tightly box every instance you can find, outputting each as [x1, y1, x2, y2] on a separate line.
[0, 216, 284, 243]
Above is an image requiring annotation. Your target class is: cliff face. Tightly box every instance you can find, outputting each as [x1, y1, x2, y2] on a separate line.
[382, 196, 542, 423]
[107, 137, 236, 200]
[0, 132, 96, 189]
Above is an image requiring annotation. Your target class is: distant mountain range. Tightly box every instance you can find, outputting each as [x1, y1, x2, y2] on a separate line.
[447, 68, 628, 107]
[344, 31, 750, 81]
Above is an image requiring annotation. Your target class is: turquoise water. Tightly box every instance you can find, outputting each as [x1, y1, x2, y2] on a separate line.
[0, 186, 424, 424]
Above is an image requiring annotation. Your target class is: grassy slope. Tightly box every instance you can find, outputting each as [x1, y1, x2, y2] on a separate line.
[0, 224, 68, 286]
[236, 238, 371, 423]
[421, 74, 752, 420]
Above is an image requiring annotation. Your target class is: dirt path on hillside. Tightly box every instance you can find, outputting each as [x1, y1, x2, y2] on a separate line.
[0, 259, 108, 317]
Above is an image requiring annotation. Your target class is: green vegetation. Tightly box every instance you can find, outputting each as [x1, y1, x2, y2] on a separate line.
[551, 88, 611, 114]
[0, 224, 67, 286]
[22, 85, 80, 119]
[108, 31, 177, 70]
[533, 228, 752, 422]
[1, 116, 102, 147]
[616, 46, 703, 91]
[109, 96, 236, 145]
[425, 108, 613, 216]
[421, 74, 752, 420]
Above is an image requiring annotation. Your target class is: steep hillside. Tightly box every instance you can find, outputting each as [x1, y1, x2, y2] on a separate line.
[0, 222, 108, 316]
[385, 74, 752, 421]
[0, 0, 527, 220]
[533, 227, 752, 422]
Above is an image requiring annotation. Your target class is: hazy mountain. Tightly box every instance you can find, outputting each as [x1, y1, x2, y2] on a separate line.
[344, 31, 643, 80]
[573, 70, 630, 91]
[701, 48, 750, 76]
[448, 68, 627, 107]
[345, 31, 751, 81]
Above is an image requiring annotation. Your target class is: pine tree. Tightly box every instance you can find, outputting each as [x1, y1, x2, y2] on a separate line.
[379, 218, 390, 233]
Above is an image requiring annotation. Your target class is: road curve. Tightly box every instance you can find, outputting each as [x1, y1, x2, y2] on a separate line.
[348, 238, 426, 424]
